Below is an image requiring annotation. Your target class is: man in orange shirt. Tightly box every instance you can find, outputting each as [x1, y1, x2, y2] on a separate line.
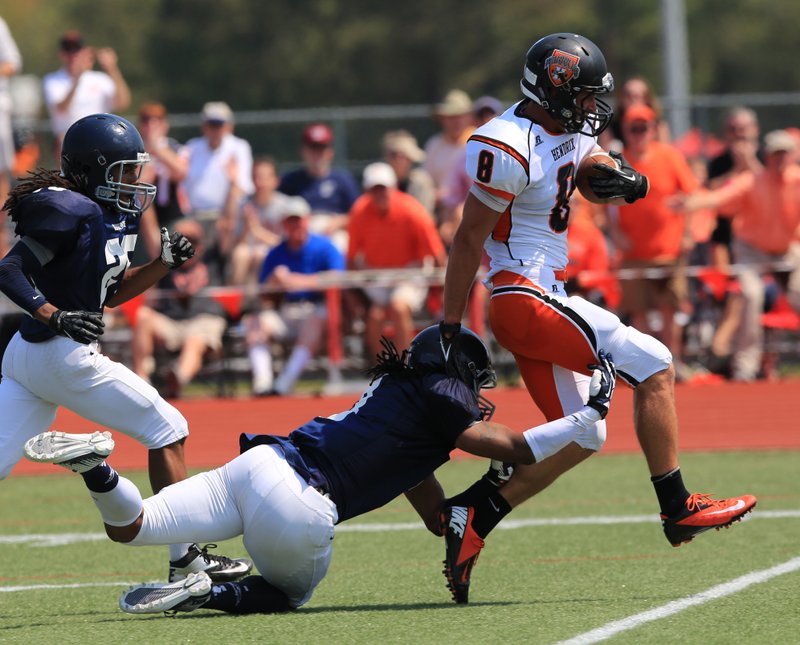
[612, 104, 700, 372]
[348, 162, 447, 355]
[681, 129, 800, 380]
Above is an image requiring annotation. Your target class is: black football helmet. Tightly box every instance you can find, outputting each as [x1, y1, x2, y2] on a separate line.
[520, 33, 614, 137]
[408, 325, 497, 420]
[61, 113, 156, 214]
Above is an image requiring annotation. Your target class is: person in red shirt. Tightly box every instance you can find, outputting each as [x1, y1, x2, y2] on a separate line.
[347, 162, 447, 355]
[611, 104, 700, 373]
[567, 194, 620, 310]
[679, 129, 800, 380]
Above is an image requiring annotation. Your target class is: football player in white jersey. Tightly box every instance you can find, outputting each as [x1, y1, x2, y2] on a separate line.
[437, 33, 756, 604]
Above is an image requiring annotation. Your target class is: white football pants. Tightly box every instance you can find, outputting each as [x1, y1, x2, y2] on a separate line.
[0, 333, 188, 479]
[131, 444, 338, 607]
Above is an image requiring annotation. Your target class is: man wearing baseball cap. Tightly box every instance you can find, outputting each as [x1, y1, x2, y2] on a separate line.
[181, 101, 255, 283]
[243, 195, 345, 396]
[347, 162, 446, 357]
[42, 29, 131, 156]
[382, 130, 436, 215]
[278, 123, 360, 251]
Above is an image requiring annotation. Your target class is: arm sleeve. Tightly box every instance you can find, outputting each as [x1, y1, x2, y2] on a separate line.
[0, 242, 48, 315]
[464, 137, 529, 213]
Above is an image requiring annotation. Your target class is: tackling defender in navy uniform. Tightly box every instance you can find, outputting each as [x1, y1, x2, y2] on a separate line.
[0, 113, 251, 582]
[24, 325, 617, 614]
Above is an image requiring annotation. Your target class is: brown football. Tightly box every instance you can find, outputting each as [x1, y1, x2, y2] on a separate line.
[575, 151, 619, 203]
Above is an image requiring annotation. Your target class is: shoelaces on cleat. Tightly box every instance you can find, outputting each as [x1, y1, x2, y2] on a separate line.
[198, 543, 237, 568]
[685, 493, 718, 511]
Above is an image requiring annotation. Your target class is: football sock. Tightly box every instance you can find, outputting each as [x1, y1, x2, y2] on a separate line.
[81, 462, 118, 492]
[445, 476, 497, 508]
[249, 343, 273, 393]
[204, 576, 292, 614]
[470, 489, 512, 539]
[89, 474, 144, 527]
[651, 467, 691, 516]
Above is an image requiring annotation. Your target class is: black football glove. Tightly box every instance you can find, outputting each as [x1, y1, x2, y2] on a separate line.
[587, 151, 649, 203]
[48, 310, 105, 344]
[159, 227, 195, 269]
[586, 350, 617, 419]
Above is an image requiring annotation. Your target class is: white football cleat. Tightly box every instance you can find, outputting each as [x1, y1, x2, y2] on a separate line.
[24, 431, 114, 473]
[119, 571, 212, 615]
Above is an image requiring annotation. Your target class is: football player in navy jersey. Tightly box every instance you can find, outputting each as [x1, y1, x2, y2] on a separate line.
[23, 325, 617, 615]
[0, 113, 251, 583]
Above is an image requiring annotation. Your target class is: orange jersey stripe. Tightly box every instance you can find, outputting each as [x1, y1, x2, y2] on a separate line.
[475, 182, 515, 201]
[469, 134, 530, 175]
[491, 204, 513, 243]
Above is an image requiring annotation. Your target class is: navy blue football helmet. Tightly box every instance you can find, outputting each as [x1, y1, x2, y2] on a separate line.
[408, 325, 497, 420]
[520, 33, 614, 137]
[61, 113, 156, 214]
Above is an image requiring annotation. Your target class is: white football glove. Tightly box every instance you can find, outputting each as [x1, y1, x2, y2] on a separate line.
[587, 350, 617, 419]
[159, 227, 195, 269]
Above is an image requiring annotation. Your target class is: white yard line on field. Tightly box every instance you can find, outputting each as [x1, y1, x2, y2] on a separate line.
[0, 581, 141, 593]
[556, 555, 800, 644]
[0, 509, 797, 546]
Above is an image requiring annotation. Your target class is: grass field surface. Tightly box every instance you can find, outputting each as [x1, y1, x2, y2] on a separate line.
[2, 449, 798, 644]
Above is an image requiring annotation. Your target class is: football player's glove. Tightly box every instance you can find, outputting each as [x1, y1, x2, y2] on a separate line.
[159, 227, 195, 269]
[48, 310, 105, 344]
[587, 151, 649, 204]
[586, 350, 616, 419]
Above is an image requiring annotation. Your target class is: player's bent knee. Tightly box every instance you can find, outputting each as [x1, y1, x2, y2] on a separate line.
[575, 420, 606, 452]
[104, 516, 143, 543]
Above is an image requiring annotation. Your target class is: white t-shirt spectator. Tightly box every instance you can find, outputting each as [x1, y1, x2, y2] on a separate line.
[182, 133, 255, 214]
[42, 68, 116, 137]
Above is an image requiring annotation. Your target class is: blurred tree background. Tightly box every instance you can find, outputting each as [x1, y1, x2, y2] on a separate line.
[2, 0, 800, 164]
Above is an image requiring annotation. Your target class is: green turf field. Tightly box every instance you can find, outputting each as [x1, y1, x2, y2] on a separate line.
[2, 450, 799, 644]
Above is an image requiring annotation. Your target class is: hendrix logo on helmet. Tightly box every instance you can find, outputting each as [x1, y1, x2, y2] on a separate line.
[545, 49, 581, 87]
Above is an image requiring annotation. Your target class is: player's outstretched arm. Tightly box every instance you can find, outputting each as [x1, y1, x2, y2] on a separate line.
[455, 421, 536, 464]
[105, 228, 195, 307]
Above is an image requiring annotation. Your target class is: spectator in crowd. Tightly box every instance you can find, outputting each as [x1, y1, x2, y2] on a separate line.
[42, 30, 130, 157]
[706, 107, 763, 268]
[347, 162, 446, 356]
[132, 102, 189, 264]
[242, 196, 344, 396]
[382, 129, 435, 215]
[224, 156, 293, 286]
[0, 16, 20, 229]
[131, 220, 228, 399]
[279, 123, 360, 248]
[610, 104, 700, 377]
[678, 129, 800, 382]
[600, 76, 671, 152]
[181, 101, 254, 284]
[423, 89, 474, 214]
[694, 107, 763, 375]
[440, 95, 504, 247]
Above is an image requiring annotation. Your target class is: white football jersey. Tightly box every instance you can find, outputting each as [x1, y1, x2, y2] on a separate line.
[465, 101, 598, 280]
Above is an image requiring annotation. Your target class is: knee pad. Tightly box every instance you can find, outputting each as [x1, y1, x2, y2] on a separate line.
[576, 419, 607, 452]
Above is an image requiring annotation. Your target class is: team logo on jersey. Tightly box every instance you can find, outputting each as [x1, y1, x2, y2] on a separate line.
[545, 49, 581, 87]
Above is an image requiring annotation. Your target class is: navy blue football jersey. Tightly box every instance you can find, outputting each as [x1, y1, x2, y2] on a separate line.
[13, 187, 139, 342]
[240, 372, 481, 522]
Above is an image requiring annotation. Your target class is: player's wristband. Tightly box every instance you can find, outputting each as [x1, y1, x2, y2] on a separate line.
[439, 321, 462, 338]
